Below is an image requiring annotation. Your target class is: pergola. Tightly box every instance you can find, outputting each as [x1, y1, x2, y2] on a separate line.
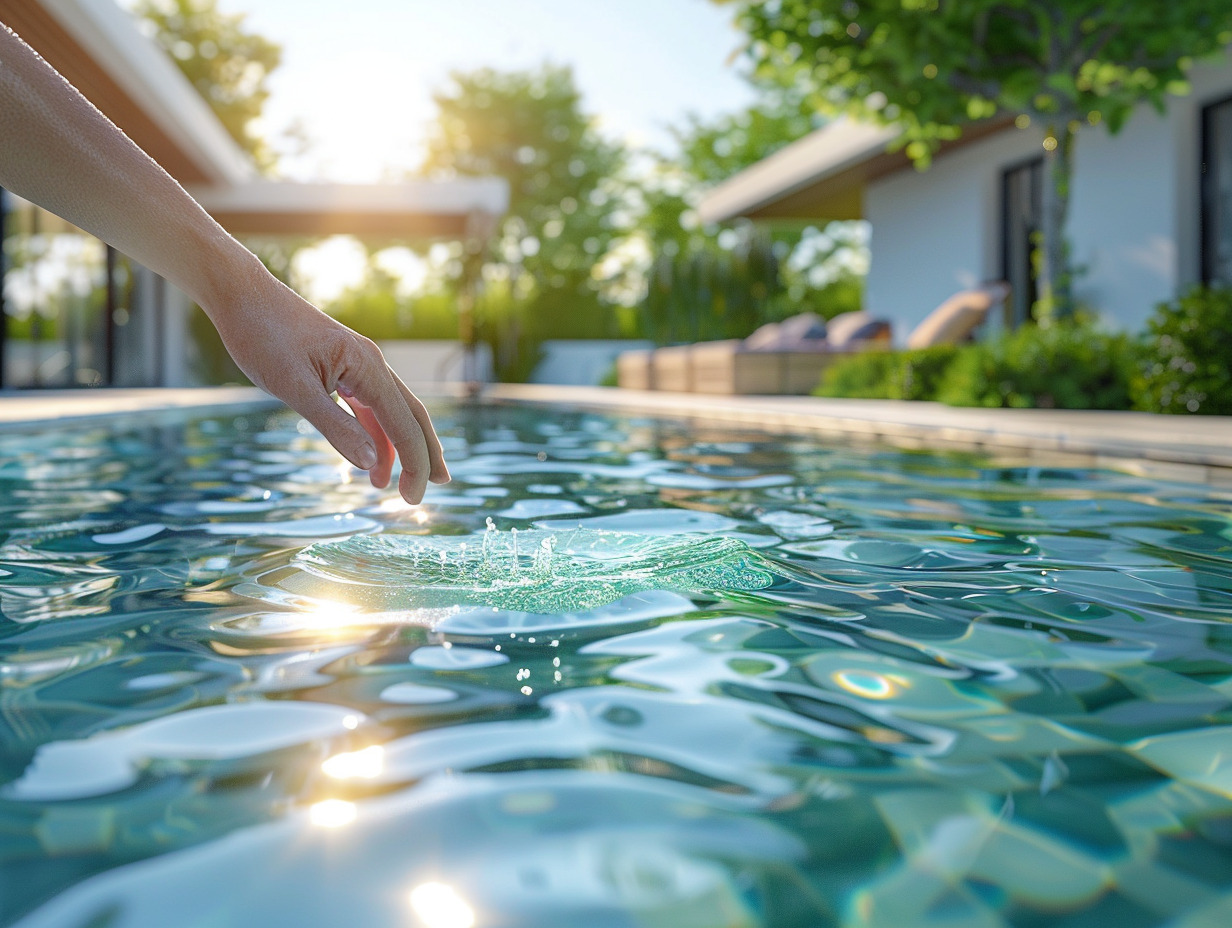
[5, 0, 508, 234]
[1, 0, 507, 388]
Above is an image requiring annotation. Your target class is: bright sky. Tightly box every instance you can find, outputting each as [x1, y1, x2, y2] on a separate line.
[208, 0, 759, 183]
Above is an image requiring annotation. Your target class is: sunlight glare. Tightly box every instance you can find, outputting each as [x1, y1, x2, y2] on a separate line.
[290, 235, 369, 305]
[833, 669, 903, 700]
[409, 882, 475, 928]
[298, 601, 365, 633]
[322, 744, 385, 779]
[309, 799, 357, 828]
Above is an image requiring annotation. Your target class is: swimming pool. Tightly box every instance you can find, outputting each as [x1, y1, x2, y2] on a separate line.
[2, 400, 1231, 927]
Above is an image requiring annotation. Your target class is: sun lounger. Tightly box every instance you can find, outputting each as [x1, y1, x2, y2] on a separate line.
[615, 283, 1008, 394]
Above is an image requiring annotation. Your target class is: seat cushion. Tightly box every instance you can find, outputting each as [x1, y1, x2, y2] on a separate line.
[744, 313, 827, 351]
[907, 283, 1009, 349]
[825, 311, 893, 349]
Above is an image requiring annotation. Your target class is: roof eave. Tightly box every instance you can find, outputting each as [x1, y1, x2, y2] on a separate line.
[40, 0, 254, 186]
[190, 179, 512, 238]
[698, 115, 1018, 225]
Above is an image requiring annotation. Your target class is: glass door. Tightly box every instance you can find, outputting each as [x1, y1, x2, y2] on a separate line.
[1202, 95, 1232, 284]
[1000, 158, 1043, 329]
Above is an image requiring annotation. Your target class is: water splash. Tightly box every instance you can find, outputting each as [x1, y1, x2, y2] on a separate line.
[278, 528, 777, 614]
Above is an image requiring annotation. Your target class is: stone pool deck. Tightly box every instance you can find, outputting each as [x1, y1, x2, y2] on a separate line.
[2, 385, 1230, 485]
[0, 387, 276, 429]
[486, 384, 1232, 486]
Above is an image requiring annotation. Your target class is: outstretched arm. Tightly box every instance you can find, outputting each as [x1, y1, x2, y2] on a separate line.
[0, 24, 449, 502]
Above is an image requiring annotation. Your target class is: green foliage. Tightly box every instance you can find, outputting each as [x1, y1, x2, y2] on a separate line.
[474, 283, 544, 383]
[134, 0, 282, 170]
[634, 78, 865, 343]
[721, 1, 1232, 156]
[418, 64, 629, 372]
[673, 85, 822, 188]
[816, 320, 1138, 409]
[1132, 285, 1232, 414]
[328, 282, 460, 342]
[786, 267, 865, 321]
[816, 345, 958, 400]
[720, 0, 1232, 318]
[641, 229, 783, 344]
[420, 65, 623, 306]
[935, 319, 1136, 409]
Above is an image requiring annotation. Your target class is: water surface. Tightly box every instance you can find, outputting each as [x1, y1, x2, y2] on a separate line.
[1, 402, 1231, 927]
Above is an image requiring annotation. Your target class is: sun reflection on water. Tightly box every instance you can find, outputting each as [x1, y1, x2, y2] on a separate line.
[322, 745, 385, 780]
[833, 669, 905, 700]
[308, 799, 357, 828]
[408, 882, 475, 928]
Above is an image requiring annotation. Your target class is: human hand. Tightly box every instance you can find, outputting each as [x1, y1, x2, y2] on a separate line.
[208, 268, 450, 504]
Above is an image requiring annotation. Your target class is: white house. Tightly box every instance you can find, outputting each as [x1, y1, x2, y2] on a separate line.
[1, 0, 508, 390]
[698, 51, 1232, 344]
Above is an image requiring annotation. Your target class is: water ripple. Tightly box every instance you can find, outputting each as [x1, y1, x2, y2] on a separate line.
[2, 406, 1232, 927]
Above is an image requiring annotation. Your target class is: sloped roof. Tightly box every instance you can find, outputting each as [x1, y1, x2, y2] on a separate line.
[698, 119, 900, 224]
[698, 115, 1014, 225]
[7, 0, 252, 185]
[7, 0, 507, 237]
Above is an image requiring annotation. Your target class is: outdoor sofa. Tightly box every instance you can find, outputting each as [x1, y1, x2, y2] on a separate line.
[617, 282, 1010, 395]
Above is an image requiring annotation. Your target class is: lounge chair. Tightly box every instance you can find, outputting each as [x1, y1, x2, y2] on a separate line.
[905, 282, 1010, 350]
[689, 311, 892, 395]
[617, 283, 1007, 395]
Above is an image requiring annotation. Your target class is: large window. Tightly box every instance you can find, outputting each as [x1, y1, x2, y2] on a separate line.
[1202, 95, 1232, 285]
[1000, 157, 1043, 328]
[0, 188, 133, 389]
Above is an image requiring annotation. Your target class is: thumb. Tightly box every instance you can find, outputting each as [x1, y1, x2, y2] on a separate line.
[295, 390, 377, 470]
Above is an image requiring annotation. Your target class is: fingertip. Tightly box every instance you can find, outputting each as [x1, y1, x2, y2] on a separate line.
[399, 469, 426, 506]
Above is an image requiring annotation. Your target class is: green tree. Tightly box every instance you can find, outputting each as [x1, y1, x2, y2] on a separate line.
[633, 80, 864, 341]
[420, 64, 626, 345]
[720, 0, 1232, 319]
[133, 0, 282, 171]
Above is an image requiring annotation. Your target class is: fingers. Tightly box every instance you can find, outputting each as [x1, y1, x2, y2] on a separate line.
[340, 393, 395, 489]
[388, 367, 450, 485]
[294, 389, 379, 472]
[343, 365, 434, 505]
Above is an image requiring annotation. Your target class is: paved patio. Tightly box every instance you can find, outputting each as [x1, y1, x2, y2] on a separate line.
[2, 385, 1229, 485]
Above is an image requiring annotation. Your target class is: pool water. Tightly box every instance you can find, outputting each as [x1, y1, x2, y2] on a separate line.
[2, 402, 1231, 927]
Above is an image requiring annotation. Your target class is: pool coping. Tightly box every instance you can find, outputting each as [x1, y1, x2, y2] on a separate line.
[2, 384, 1229, 485]
[483, 384, 1232, 486]
[0, 387, 278, 429]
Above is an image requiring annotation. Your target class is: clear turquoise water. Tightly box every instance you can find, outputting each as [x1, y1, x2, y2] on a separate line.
[2, 402, 1232, 927]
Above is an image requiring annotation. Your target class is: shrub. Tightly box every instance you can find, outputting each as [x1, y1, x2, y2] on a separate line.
[1132, 285, 1232, 415]
[815, 345, 959, 400]
[935, 318, 1137, 409]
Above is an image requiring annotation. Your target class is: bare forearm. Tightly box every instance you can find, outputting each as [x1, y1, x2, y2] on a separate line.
[0, 23, 449, 502]
[0, 24, 264, 314]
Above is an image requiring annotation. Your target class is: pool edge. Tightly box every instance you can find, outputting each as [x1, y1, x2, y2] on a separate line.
[484, 384, 1232, 486]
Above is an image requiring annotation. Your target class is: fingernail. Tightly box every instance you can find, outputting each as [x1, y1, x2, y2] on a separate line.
[356, 444, 377, 469]
[337, 383, 355, 398]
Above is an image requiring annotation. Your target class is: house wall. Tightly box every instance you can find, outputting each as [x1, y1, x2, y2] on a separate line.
[864, 51, 1232, 341]
[865, 129, 1037, 342]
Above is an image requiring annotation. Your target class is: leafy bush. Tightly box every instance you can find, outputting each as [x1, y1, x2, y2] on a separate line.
[328, 286, 460, 341]
[815, 345, 959, 400]
[1132, 285, 1232, 414]
[935, 318, 1137, 409]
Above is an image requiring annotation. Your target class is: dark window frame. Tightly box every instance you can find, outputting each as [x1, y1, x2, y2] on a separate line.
[999, 154, 1044, 329]
[1200, 91, 1232, 285]
[0, 184, 123, 389]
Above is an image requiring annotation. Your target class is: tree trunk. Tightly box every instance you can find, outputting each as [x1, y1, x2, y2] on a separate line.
[1038, 123, 1075, 320]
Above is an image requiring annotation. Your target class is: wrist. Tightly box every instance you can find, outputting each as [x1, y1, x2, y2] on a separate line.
[187, 229, 277, 324]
